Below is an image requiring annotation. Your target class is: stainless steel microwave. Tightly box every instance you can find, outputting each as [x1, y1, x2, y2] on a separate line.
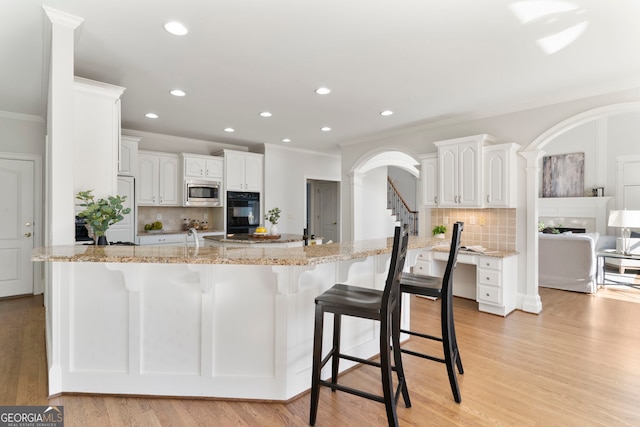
[184, 179, 221, 207]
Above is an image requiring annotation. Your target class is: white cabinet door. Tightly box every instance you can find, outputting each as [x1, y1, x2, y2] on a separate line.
[138, 153, 159, 205]
[119, 135, 139, 176]
[205, 157, 223, 179]
[222, 151, 263, 192]
[420, 154, 438, 207]
[457, 141, 481, 207]
[435, 135, 488, 208]
[107, 176, 135, 243]
[244, 154, 263, 192]
[483, 143, 519, 208]
[159, 155, 180, 205]
[138, 152, 180, 206]
[225, 151, 245, 191]
[184, 156, 206, 178]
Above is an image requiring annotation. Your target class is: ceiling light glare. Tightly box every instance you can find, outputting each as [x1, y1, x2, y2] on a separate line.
[260, 111, 272, 117]
[321, 126, 332, 132]
[145, 113, 159, 119]
[170, 89, 186, 97]
[537, 20, 588, 54]
[164, 21, 189, 36]
[224, 127, 235, 133]
[282, 138, 292, 143]
[380, 110, 394, 116]
[315, 87, 331, 95]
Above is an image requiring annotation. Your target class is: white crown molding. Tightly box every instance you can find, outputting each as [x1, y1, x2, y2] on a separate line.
[0, 111, 45, 123]
[263, 142, 340, 159]
[43, 6, 84, 29]
[74, 76, 126, 99]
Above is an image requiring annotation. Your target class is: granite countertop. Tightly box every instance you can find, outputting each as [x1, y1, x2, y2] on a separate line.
[33, 235, 444, 266]
[205, 233, 310, 244]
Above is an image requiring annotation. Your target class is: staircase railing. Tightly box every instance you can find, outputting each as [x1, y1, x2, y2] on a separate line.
[387, 177, 419, 235]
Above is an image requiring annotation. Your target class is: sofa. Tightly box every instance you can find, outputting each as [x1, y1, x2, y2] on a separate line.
[538, 232, 601, 293]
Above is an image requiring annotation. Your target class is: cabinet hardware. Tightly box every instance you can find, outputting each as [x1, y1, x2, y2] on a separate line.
[24, 232, 32, 237]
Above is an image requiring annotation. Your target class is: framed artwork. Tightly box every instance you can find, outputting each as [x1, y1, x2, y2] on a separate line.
[542, 152, 584, 197]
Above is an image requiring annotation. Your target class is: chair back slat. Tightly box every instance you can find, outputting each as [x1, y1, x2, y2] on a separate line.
[382, 224, 410, 314]
[442, 221, 464, 300]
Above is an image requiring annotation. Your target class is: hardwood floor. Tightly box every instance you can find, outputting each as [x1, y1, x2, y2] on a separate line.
[2, 286, 639, 426]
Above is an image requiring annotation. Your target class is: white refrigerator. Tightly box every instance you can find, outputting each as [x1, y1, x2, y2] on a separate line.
[106, 176, 136, 243]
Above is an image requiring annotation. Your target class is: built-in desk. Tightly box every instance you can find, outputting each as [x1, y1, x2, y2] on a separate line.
[411, 247, 518, 316]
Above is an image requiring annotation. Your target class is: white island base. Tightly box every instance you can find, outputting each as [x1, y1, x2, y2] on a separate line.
[45, 251, 415, 400]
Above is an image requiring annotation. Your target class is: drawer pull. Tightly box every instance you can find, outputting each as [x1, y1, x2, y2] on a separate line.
[486, 293, 490, 297]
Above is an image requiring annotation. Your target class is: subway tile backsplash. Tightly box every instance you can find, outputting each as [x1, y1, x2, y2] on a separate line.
[431, 208, 516, 252]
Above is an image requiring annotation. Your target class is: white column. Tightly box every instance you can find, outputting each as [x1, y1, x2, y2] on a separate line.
[521, 149, 543, 314]
[349, 172, 364, 241]
[44, 7, 83, 245]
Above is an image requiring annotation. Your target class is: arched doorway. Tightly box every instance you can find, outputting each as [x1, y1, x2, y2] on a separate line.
[521, 102, 640, 313]
[348, 148, 420, 241]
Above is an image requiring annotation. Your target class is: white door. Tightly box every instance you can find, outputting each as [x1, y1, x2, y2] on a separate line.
[316, 181, 339, 243]
[0, 158, 35, 297]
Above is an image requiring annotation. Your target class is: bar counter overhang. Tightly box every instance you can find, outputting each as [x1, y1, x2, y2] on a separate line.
[33, 236, 438, 400]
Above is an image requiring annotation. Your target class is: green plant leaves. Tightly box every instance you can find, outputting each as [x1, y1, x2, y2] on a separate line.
[76, 190, 131, 237]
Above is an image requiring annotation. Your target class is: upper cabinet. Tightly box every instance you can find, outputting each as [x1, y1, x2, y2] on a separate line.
[119, 135, 140, 176]
[138, 151, 180, 206]
[435, 135, 492, 207]
[483, 143, 520, 208]
[222, 150, 264, 192]
[182, 154, 223, 180]
[423, 134, 518, 208]
[419, 154, 438, 207]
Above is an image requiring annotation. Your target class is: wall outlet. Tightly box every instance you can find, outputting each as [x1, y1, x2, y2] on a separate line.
[470, 216, 476, 225]
[203, 212, 208, 220]
[479, 216, 486, 226]
[156, 213, 162, 220]
[443, 216, 449, 225]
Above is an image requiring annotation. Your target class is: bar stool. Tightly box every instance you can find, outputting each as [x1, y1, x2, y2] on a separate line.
[399, 221, 464, 403]
[309, 225, 411, 427]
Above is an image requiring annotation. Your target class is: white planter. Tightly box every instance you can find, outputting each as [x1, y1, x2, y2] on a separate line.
[270, 224, 279, 236]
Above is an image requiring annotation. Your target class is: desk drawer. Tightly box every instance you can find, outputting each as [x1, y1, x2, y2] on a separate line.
[478, 284, 502, 305]
[417, 250, 432, 261]
[479, 257, 501, 270]
[478, 269, 500, 286]
[412, 261, 431, 275]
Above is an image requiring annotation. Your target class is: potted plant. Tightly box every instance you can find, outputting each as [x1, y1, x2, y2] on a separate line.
[76, 190, 131, 245]
[264, 207, 281, 236]
[432, 224, 447, 239]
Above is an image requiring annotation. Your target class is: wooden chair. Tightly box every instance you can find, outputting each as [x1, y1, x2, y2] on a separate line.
[399, 221, 464, 403]
[309, 225, 411, 427]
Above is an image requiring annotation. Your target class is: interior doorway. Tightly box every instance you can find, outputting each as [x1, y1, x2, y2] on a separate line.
[307, 179, 339, 243]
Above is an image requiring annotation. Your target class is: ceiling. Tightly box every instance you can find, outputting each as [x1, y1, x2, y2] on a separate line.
[3, 1, 640, 154]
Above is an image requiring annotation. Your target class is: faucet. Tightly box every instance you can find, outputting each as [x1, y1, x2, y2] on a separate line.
[188, 227, 200, 248]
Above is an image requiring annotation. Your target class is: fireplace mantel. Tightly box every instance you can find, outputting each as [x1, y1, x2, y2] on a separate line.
[538, 197, 612, 234]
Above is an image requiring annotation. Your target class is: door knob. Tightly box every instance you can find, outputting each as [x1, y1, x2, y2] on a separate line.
[24, 232, 32, 237]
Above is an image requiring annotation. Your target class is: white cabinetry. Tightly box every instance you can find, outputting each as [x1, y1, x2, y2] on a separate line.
[138, 233, 186, 246]
[138, 151, 180, 206]
[73, 77, 125, 197]
[119, 135, 139, 176]
[413, 248, 517, 316]
[106, 176, 135, 243]
[483, 143, 520, 208]
[223, 150, 263, 192]
[475, 255, 517, 316]
[182, 154, 223, 180]
[419, 154, 438, 206]
[435, 135, 493, 207]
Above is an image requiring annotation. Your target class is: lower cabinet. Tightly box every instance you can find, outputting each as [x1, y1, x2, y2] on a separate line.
[412, 249, 517, 316]
[138, 234, 186, 246]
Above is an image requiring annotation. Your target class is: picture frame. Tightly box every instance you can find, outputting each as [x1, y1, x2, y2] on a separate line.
[542, 152, 584, 198]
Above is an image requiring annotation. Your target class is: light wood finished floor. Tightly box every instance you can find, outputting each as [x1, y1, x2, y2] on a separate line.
[2, 285, 640, 426]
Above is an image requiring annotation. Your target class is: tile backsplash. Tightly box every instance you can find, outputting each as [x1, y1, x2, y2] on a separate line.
[138, 206, 224, 233]
[431, 208, 516, 251]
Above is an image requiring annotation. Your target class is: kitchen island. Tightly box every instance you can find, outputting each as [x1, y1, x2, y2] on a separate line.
[33, 236, 439, 400]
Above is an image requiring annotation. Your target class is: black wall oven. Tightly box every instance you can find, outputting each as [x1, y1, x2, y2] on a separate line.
[226, 191, 260, 235]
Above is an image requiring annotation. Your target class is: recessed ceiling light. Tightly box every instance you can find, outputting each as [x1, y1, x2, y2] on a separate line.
[164, 21, 189, 36]
[315, 87, 331, 95]
[321, 126, 332, 132]
[260, 111, 272, 117]
[170, 89, 186, 97]
[380, 110, 394, 116]
[145, 113, 159, 119]
[282, 138, 291, 143]
[224, 127, 235, 133]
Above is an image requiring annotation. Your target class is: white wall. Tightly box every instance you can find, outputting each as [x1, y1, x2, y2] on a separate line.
[263, 144, 341, 235]
[0, 114, 46, 155]
[388, 166, 418, 211]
